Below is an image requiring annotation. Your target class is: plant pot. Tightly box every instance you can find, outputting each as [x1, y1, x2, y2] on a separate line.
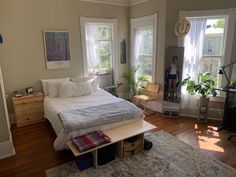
[199, 97, 210, 107]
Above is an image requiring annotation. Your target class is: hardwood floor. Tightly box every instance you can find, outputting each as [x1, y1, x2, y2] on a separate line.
[0, 114, 236, 177]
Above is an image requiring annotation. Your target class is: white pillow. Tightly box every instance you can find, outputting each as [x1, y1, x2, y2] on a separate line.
[88, 76, 99, 92]
[58, 81, 93, 98]
[47, 82, 59, 98]
[70, 76, 93, 83]
[41, 77, 70, 95]
[71, 76, 99, 92]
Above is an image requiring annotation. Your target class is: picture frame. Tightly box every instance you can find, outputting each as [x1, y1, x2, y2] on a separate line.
[120, 38, 127, 64]
[43, 31, 71, 69]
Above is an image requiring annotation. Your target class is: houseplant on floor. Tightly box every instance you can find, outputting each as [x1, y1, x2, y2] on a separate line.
[122, 66, 148, 100]
[181, 72, 217, 107]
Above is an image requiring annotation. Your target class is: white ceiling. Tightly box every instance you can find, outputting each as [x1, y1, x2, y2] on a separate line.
[80, 0, 149, 6]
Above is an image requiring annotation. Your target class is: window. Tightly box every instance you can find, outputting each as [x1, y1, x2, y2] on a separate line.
[80, 17, 117, 87]
[131, 14, 157, 82]
[201, 18, 226, 87]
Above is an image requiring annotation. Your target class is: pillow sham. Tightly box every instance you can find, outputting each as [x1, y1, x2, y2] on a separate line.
[70, 76, 93, 83]
[41, 77, 70, 96]
[70, 76, 99, 92]
[47, 82, 60, 98]
[58, 81, 93, 98]
[88, 76, 99, 92]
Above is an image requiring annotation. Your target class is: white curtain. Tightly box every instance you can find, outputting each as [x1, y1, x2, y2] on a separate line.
[181, 18, 207, 111]
[133, 28, 144, 76]
[85, 24, 99, 74]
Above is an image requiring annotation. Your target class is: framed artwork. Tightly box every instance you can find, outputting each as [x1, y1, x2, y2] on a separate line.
[120, 38, 126, 64]
[43, 31, 71, 69]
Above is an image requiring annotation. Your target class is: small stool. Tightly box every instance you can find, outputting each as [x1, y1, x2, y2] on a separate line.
[198, 105, 208, 122]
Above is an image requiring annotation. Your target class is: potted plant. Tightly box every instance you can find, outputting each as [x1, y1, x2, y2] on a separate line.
[122, 66, 148, 99]
[181, 72, 217, 107]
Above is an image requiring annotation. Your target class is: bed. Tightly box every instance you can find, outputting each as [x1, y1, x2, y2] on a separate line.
[42, 77, 143, 151]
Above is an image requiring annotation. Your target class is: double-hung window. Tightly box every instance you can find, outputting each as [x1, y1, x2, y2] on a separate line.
[131, 14, 157, 82]
[80, 17, 117, 87]
[201, 18, 226, 87]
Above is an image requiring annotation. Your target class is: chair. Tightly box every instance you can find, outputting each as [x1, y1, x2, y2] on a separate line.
[133, 83, 160, 115]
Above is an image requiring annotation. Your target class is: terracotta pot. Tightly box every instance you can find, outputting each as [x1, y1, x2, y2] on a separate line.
[199, 97, 210, 107]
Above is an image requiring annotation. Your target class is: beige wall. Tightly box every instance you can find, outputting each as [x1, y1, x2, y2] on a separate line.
[0, 0, 129, 113]
[129, 0, 167, 94]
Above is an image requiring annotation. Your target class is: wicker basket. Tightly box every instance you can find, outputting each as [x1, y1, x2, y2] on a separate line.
[123, 137, 142, 158]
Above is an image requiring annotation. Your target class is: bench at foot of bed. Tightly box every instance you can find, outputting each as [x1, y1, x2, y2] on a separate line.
[66, 120, 156, 169]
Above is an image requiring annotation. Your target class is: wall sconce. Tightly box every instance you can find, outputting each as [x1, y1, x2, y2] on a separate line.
[0, 34, 3, 44]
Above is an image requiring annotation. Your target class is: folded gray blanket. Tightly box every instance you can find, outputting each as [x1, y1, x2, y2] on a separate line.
[59, 100, 143, 133]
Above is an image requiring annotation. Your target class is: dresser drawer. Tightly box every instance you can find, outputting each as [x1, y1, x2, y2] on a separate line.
[16, 113, 44, 127]
[14, 102, 43, 116]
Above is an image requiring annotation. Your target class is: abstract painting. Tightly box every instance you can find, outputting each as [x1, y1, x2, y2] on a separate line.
[43, 31, 71, 69]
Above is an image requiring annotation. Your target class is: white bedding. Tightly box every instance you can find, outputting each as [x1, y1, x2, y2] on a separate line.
[44, 89, 143, 151]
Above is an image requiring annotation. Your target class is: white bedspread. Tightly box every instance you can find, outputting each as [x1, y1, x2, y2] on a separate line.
[44, 89, 143, 151]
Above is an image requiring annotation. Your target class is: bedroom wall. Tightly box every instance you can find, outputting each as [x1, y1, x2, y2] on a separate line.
[0, 0, 129, 114]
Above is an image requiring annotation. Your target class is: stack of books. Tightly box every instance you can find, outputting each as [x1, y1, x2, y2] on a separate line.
[72, 131, 111, 152]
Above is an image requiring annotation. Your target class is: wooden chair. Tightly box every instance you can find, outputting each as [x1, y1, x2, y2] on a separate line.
[133, 83, 160, 115]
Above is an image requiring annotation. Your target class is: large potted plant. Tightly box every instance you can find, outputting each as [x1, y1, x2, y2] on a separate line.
[181, 72, 217, 107]
[122, 66, 148, 99]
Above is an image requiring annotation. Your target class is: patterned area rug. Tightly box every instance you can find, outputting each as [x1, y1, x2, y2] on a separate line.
[45, 131, 236, 177]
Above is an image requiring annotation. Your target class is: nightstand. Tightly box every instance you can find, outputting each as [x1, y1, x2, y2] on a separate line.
[12, 92, 44, 127]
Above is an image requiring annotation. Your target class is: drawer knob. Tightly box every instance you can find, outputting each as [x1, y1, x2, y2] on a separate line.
[26, 118, 30, 120]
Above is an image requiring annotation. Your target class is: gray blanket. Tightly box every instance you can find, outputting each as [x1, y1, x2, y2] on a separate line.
[59, 100, 143, 133]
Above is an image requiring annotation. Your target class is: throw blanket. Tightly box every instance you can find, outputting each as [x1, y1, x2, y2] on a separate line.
[72, 131, 111, 152]
[59, 100, 143, 133]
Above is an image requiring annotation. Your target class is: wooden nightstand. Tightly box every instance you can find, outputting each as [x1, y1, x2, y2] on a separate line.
[12, 92, 44, 127]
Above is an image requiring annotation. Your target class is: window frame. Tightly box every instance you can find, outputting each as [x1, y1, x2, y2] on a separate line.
[178, 9, 236, 90]
[130, 14, 158, 83]
[80, 17, 118, 82]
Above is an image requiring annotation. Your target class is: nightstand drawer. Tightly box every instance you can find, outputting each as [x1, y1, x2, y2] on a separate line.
[16, 113, 44, 127]
[13, 95, 43, 105]
[14, 102, 43, 116]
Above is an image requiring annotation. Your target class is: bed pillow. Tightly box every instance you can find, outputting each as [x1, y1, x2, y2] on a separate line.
[47, 82, 60, 98]
[58, 81, 93, 98]
[70, 76, 93, 83]
[88, 76, 99, 92]
[41, 77, 70, 95]
[71, 76, 99, 92]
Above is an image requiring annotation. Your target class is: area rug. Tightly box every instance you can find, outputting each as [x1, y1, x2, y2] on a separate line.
[45, 130, 236, 177]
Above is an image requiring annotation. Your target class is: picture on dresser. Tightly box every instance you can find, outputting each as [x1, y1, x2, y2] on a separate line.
[43, 31, 71, 69]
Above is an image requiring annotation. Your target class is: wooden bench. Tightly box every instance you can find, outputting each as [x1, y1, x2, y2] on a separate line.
[67, 120, 156, 168]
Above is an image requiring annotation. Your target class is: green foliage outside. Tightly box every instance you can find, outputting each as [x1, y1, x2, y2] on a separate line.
[213, 19, 225, 29]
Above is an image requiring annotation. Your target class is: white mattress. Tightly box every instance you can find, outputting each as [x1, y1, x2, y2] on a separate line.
[44, 89, 143, 151]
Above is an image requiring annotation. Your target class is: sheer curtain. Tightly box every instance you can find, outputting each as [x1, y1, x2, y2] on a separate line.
[181, 18, 207, 113]
[133, 28, 144, 77]
[85, 24, 99, 74]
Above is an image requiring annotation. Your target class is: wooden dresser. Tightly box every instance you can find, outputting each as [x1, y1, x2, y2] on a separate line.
[12, 92, 44, 127]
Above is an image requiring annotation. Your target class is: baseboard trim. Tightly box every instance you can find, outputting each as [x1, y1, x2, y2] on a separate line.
[0, 140, 15, 159]
[180, 113, 222, 121]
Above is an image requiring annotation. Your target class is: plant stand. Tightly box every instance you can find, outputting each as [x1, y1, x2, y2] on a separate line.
[198, 105, 208, 123]
[197, 97, 209, 123]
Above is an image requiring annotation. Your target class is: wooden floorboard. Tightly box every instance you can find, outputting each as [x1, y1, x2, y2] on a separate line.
[0, 114, 236, 177]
